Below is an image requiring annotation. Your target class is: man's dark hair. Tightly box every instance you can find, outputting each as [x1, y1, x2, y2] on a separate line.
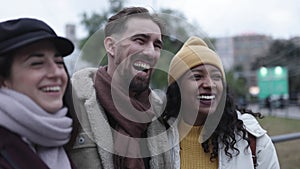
[104, 7, 165, 37]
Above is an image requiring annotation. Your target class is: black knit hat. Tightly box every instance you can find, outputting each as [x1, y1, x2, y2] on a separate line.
[0, 18, 74, 56]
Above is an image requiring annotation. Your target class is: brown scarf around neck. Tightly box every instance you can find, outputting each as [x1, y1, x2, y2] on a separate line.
[94, 66, 155, 169]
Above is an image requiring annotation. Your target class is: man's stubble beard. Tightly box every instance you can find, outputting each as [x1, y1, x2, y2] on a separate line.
[114, 54, 153, 95]
[129, 72, 151, 94]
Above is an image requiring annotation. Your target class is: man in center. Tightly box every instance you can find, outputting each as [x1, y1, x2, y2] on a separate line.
[70, 7, 176, 169]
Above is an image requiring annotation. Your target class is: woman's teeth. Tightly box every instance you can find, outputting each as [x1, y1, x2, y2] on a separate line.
[41, 86, 61, 92]
[197, 95, 215, 100]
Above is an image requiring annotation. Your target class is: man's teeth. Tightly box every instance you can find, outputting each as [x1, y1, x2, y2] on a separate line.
[197, 95, 215, 100]
[41, 86, 61, 92]
[133, 62, 150, 71]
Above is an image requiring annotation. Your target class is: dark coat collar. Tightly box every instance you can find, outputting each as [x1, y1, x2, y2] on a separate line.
[0, 126, 49, 169]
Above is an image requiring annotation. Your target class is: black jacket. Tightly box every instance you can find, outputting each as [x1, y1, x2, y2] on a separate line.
[0, 126, 76, 169]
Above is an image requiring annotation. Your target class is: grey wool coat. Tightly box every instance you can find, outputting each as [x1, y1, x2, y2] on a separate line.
[69, 68, 178, 169]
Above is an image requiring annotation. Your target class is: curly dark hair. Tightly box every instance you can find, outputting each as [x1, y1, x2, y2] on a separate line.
[162, 81, 263, 161]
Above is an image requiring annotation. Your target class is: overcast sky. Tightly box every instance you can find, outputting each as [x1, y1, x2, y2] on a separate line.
[1, 0, 300, 39]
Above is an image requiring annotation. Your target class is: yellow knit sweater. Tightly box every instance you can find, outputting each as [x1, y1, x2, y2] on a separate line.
[179, 120, 218, 169]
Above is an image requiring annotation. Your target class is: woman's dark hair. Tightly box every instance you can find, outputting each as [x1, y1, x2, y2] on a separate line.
[162, 81, 262, 161]
[62, 65, 79, 151]
[0, 54, 14, 86]
[0, 53, 78, 151]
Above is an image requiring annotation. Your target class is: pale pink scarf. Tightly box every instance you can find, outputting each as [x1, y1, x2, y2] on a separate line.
[0, 88, 72, 169]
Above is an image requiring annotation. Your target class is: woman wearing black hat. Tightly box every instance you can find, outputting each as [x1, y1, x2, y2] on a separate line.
[0, 18, 78, 169]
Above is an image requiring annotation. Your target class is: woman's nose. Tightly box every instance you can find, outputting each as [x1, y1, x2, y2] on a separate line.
[202, 77, 216, 88]
[46, 61, 65, 77]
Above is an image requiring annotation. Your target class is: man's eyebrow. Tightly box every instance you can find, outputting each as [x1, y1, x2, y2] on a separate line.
[131, 34, 150, 39]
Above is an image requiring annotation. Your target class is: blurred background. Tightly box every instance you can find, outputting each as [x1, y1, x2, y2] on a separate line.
[1, 0, 300, 168]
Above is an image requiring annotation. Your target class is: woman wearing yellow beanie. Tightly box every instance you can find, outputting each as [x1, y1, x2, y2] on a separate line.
[163, 36, 279, 169]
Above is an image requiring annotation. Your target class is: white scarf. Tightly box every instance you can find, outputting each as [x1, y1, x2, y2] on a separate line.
[0, 88, 72, 169]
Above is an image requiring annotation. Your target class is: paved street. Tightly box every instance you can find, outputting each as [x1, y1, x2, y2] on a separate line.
[247, 104, 300, 120]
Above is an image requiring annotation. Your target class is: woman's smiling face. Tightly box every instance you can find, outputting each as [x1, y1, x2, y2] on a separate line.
[178, 64, 224, 120]
[3, 40, 68, 113]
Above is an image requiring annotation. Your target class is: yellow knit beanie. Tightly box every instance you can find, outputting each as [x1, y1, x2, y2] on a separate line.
[168, 36, 225, 85]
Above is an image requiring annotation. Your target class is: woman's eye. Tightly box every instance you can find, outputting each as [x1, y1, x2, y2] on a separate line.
[56, 61, 64, 65]
[31, 62, 43, 66]
[192, 74, 202, 80]
[54, 55, 64, 65]
[212, 75, 222, 81]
